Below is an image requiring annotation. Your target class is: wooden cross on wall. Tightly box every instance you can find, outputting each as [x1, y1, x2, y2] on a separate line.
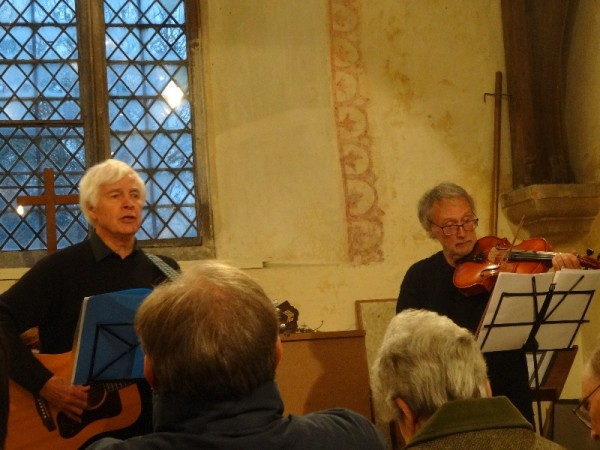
[17, 168, 80, 253]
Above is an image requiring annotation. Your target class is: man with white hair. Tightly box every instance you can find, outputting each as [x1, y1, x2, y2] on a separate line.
[0, 159, 179, 439]
[372, 309, 566, 449]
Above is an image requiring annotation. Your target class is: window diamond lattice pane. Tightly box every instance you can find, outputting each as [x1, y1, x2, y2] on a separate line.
[106, 0, 198, 240]
[0, 0, 80, 122]
[0, 125, 86, 250]
[0, 0, 200, 252]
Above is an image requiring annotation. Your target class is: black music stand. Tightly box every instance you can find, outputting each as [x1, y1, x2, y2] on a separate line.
[71, 288, 152, 385]
[476, 269, 600, 432]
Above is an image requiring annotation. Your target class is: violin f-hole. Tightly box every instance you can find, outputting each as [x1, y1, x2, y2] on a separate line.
[480, 266, 500, 278]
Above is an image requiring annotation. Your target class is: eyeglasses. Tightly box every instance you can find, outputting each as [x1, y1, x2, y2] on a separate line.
[429, 217, 479, 236]
[573, 383, 600, 429]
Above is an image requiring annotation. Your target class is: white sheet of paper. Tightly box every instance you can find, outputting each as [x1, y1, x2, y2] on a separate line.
[477, 270, 599, 353]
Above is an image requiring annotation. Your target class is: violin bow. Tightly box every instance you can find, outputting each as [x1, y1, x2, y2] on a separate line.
[503, 215, 525, 265]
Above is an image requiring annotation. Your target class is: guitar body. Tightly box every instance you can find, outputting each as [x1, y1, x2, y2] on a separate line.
[7, 352, 142, 450]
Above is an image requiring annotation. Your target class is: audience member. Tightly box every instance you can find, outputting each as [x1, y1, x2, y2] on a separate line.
[85, 261, 386, 449]
[575, 344, 600, 439]
[0, 328, 9, 449]
[372, 308, 566, 449]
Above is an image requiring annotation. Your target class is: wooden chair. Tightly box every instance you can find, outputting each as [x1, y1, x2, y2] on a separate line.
[355, 299, 405, 449]
[529, 346, 578, 438]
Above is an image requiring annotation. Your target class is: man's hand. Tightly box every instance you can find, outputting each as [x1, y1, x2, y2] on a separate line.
[552, 252, 581, 271]
[40, 375, 90, 422]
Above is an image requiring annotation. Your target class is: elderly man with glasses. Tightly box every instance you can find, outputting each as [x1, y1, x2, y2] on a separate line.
[396, 182, 581, 427]
[574, 345, 600, 439]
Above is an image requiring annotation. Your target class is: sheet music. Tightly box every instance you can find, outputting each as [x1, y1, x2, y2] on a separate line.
[477, 270, 600, 353]
[537, 269, 600, 351]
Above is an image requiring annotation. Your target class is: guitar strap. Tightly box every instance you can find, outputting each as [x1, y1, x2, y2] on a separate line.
[146, 253, 180, 281]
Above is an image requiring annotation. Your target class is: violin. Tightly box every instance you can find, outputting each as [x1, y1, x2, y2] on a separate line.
[453, 235, 600, 296]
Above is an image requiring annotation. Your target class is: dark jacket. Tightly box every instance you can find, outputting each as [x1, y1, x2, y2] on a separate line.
[84, 381, 386, 450]
[0, 233, 178, 394]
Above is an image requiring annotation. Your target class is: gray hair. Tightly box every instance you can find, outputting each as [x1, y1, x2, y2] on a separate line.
[586, 345, 600, 379]
[79, 159, 146, 225]
[417, 182, 475, 237]
[371, 309, 489, 423]
[135, 260, 279, 400]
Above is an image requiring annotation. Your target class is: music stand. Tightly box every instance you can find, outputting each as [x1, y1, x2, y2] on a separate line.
[71, 288, 152, 385]
[476, 269, 600, 432]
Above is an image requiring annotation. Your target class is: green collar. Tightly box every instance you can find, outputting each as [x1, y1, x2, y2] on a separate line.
[408, 396, 532, 447]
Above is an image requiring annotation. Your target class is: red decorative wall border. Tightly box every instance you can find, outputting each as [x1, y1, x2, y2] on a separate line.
[329, 0, 384, 264]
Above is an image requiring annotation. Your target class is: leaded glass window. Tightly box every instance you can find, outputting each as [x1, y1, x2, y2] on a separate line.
[0, 0, 207, 262]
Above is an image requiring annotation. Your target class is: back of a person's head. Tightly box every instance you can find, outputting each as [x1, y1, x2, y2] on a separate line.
[372, 309, 488, 422]
[586, 344, 600, 379]
[135, 260, 279, 401]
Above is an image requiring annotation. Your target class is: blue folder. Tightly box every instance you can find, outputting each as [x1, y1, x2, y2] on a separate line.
[71, 288, 152, 385]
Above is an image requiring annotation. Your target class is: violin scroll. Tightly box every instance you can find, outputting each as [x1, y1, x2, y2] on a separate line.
[579, 248, 600, 270]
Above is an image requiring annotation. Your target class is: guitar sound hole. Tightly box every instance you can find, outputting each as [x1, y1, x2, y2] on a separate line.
[57, 390, 124, 439]
[87, 385, 107, 410]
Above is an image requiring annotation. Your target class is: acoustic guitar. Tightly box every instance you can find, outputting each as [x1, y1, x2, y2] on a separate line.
[6, 352, 142, 450]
